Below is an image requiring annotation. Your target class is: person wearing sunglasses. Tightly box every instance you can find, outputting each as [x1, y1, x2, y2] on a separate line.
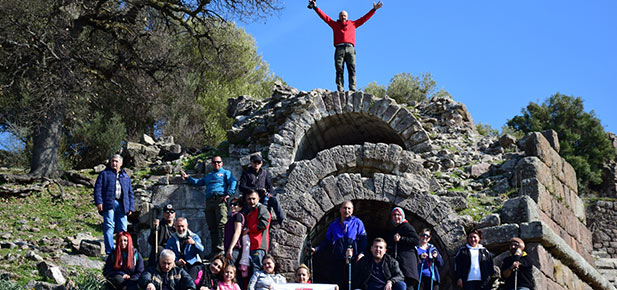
[239, 154, 286, 226]
[224, 198, 251, 281]
[181, 156, 237, 256]
[148, 203, 177, 267]
[416, 229, 443, 290]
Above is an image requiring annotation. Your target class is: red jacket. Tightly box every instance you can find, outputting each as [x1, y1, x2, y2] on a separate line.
[246, 203, 271, 252]
[315, 7, 376, 47]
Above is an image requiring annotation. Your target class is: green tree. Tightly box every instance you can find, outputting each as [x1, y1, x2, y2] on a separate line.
[162, 21, 280, 148]
[0, 0, 280, 175]
[363, 81, 386, 98]
[507, 93, 615, 188]
[363, 72, 448, 104]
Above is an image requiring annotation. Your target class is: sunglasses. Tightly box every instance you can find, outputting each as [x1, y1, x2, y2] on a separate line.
[230, 202, 240, 207]
[164, 210, 175, 214]
[212, 160, 223, 164]
[421, 234, 431, 238]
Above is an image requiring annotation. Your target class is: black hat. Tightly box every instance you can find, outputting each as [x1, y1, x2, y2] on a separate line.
[164, 204, 175, 213]
[250, 155, 263, 163]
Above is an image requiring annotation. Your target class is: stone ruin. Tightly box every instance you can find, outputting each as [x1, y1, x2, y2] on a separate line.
[130, 84, 615, 290]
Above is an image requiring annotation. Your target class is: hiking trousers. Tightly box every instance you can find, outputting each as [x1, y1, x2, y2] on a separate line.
[335, 44, 356, 92]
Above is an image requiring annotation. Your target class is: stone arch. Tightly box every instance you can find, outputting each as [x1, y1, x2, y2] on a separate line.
[271, 144, 469, 288]
[267, 92, 432, 171]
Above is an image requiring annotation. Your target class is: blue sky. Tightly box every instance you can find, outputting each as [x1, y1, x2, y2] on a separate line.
[240, 0, 617, 133]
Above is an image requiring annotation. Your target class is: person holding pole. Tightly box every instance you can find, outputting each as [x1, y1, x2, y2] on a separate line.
[312, 200, 368, 290]
[148, 204, 177, 267]
[308, 0, 383, 92]
[501, 237, 533, 290]
[388, 207, 420, 290]
[416, 229, 443, 290]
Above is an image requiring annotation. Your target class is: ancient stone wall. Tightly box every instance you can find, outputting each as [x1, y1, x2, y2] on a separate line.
[483, 132, 613, 290]
[588, 200, 617, 258]
[130, 87, 615, 290]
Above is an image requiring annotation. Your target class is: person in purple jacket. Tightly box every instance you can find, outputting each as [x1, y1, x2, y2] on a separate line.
[94, 154, 135, 255]
[312, 200, 368, 290]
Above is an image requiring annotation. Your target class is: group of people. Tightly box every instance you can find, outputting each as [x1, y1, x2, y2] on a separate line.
[94, 154, 533, 290]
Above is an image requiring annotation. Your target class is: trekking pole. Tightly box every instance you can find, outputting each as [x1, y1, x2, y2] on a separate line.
[514, 267, 518, 290]
[347, 245, 353, 290]
[417, 259, 424, 290]
[155, 223, 159, 257]
[429, 261, 434, 290]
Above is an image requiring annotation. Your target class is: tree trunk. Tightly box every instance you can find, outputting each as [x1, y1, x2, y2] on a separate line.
[30, 107, 64, 178]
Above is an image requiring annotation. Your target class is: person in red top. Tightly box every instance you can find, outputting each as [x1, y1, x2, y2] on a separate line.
[309, 0, 383, 92]
[245, 189, 271, 276]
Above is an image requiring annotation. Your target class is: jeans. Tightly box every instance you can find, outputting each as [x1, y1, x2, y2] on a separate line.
[250, 249, 266, 275]
[102, 199, 127, 254]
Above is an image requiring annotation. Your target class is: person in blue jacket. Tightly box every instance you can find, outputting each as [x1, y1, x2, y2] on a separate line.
[312, 200, 368, 290]
[166, 217, 205, 280]
[94, 154, 135, 255]
[181, 156, 237, 256]
[416, 228, 443, 290]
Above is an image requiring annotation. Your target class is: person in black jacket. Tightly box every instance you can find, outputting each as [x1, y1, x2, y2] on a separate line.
[388, 207, 420, 290]
[148, 204, 177, 267]
[103, 231, 144, 290]
[501, 237, 534, 290]
[454, 229, 494, 290]
[353, 238, 406, 290]
[140, 250, 196, 290]
[239, 155, 285, 225]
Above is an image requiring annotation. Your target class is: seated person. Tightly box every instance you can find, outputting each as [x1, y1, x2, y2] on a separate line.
[166, 217, 205, 279]
[195, 255, 225, 290]
[139, 249, 196, 290]
[294, 264, 311, 284]
[353, 238, 406, 290]
[248, 254, 286, 290]
[103, 232, 144, 290]
[148, 204, 177, 267]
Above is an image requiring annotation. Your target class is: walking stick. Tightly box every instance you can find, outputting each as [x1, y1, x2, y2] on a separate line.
[514, 267, 518, 290]
[429, 261, 434, 290]
[417, 259, 424, 290]
[347, 245, 353, 290]
[155, 223, 159, 257]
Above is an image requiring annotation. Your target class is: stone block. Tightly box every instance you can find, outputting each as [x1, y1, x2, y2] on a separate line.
[527, 243, 554, 279]
[480, 224, 519, 246]
[309, 187, 334, 213]
[382, 174, 400, 201]
[320, 175, 344, 206]
[79, 239, 104, 257]
[389, 108, 415, 134]
[368, 97, 394, 117]
[352, 91, 364, 113]
[380, 104, 400, 123]
[515, 157, 554, 194]
[37, 261, 66, 285]
[469, 163, 491, 178]
[541, 129, 560, 153]
[500, 195, 540, 224]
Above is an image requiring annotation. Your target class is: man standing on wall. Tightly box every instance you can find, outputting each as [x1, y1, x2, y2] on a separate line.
[181, 156, 237, 256]
[308, 0, 383, 92]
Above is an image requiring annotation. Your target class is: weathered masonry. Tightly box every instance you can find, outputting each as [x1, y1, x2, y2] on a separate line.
[136, 85, 615, 290]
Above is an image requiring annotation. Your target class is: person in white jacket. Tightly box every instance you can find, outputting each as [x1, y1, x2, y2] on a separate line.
[248, 255, 286, 290]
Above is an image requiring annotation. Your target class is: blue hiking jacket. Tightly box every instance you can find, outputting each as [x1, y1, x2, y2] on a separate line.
[187, 168, 236, 197]
[93, 167, 135, 213]
[315, 215, 368, 260]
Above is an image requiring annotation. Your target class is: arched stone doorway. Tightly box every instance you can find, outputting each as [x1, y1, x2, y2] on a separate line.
[271, 144, 469, 290]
